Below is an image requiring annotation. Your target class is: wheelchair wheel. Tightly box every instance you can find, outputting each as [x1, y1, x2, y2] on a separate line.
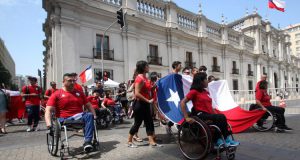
[178, 117, 212, 160]
[253, 110, 274, 132]
[47, 119, 60, 156]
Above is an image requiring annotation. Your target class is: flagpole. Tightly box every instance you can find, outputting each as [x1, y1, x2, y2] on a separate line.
[101, 20, 118, 82]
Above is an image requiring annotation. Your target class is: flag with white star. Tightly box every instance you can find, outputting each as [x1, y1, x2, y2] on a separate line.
[156, 73, 189, 125]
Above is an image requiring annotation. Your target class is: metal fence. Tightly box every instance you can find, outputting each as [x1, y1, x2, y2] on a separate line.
[229, 87, 300, 110]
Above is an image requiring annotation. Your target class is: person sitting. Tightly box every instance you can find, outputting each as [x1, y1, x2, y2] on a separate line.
[101, 91, 116, 111]
[255, 80, 292, 131]
[180, 72, 240, 147]
[45, 73, 97, 152]
[87, 91, 101, 110]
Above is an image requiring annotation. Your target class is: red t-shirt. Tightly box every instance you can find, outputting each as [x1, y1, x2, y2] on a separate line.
[87, 96, 100, 109]
[255, 80, 262, 91]
[22, 85, 41, 106]
[103, 97, 116, 106]
[255, 89, 272, 107]
[45, 88, 57, 100]
[47, 89, 88, 118]
[186, 89, 214, 114]
[134, 75, 151, 100]
[74, 83, 84, 93]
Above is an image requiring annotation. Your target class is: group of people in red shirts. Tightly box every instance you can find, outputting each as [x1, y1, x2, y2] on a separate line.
[19, 61, 292, 152]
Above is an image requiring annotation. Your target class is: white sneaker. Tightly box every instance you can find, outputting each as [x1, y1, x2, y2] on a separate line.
[26, 127, 33, 132]
[34, 127, 39, 131]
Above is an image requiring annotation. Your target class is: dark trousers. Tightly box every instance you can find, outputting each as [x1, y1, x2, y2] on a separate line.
[26, 105, 40, 127]
[129, 100, 154, 135]
[266, 106, 286, 127]
[193, 111, 229, 141]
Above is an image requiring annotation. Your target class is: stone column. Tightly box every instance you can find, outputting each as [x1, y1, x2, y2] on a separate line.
[165, 2, 178, 28]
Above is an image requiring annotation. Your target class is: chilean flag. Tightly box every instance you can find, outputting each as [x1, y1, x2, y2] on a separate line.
[268, 0, 286, 12]
[157, 74, 265, 133]
[79, 65, 93, 84]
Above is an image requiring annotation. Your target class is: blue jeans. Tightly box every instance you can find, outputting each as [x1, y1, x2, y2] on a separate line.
[58, 112, 95, 142]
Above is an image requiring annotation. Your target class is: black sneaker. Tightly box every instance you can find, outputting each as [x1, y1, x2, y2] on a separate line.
[283, 125, 293, 131]
[83, 141, 93, 152]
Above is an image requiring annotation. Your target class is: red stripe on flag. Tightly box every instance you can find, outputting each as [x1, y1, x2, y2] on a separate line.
[268, 1, 285, 12]
[216, 106, 266, 133]
[79, 71, 87, 84]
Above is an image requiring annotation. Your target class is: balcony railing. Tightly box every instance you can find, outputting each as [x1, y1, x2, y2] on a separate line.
[247, 71, 253, 76]
[93, 48, 114, 60]
[232, 68, 239, 74]
[212, 65, 220, 72]
[185, 61, 196, 68]
[147, 55, 162, 65]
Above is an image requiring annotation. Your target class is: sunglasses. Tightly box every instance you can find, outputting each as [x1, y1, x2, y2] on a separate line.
[66, 79, 76, 82]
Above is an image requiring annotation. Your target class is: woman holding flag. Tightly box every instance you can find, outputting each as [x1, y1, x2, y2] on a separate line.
[180, 72, 239, 147]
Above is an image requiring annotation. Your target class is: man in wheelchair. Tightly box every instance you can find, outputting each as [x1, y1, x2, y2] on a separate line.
[180, 72, 240, 147]
[45, 73, 97, 152]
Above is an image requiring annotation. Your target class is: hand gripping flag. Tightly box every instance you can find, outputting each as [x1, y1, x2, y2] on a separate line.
[268, 0, 286, 12]
[79, 65, 93, 84]
[157, 74, 266, 133]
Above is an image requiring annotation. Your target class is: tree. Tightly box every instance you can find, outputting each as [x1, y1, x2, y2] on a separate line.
[0, 60, 11, 86]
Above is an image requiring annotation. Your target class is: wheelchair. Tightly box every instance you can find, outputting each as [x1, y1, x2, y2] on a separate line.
[107, 103, 124, 124]
[46, 112, 100, 160]
[178, 116, 237, 160]
[95, 108, 112, 129]
[249, 104, 278, 132]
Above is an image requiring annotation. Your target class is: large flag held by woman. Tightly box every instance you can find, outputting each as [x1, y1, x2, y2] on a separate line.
[157, 74, 265, 133]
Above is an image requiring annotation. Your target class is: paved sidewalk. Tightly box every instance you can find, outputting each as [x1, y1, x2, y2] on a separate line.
[0, 115, 299, 160]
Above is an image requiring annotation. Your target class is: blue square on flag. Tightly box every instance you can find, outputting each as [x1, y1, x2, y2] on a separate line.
[157, 74, 186, 124]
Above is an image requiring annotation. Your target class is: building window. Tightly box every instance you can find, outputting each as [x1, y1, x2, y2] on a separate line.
[212, 57, 220, 72]
[296, 40, 300, 45]
[96, 34, 109, 52]
[262, 45, 265, 53]
[263, 67, 266, 75]
[94, 35, 114, 60]
[233, 79, 239, 91]
[232, 61, 239, 74]
[296, 47, 300, 51]
[185, 52, 195, 67]
[213, 57, 218, 66]
[149, 45, 158, 57]
[94, 68, 113, 82]
[232, 61, 237, 69]
[248, 64, 253, 76]
[248, 80, 253, 90]
[296, 33, 300, 39]
[148, 45, 161, 65]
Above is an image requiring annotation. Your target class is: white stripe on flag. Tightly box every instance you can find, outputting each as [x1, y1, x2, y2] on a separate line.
[208, 80, 238, 111]
[182, 75, 194, 111]
[273, 0, 286, 9]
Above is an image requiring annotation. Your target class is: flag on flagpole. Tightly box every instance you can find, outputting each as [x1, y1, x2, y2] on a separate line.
[268, 0, 286, 12]
[79, 65, 93, 84]
[157, 74, 265, 133]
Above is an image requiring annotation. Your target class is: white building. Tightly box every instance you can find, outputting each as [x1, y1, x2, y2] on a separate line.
[42, 0, 300, 91]
[0, 37, 15, 79]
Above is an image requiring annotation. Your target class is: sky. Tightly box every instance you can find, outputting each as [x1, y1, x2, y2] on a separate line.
[0, 0, 299, 77]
